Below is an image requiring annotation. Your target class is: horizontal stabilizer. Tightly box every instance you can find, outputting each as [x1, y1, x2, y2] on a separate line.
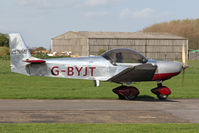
[24, 60, 46, 64]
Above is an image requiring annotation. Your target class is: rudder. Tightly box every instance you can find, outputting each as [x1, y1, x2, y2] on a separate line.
[9, 33, 32, 75]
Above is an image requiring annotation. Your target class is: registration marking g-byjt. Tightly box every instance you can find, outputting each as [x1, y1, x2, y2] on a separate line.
[51, 66, 96, 76]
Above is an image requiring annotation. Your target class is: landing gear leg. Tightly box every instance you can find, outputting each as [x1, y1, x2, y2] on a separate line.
[112, 85, 140, 100]
[151, 82, 171, 100]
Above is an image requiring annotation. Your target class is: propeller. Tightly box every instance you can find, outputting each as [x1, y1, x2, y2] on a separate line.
[181, 43, 189, 86]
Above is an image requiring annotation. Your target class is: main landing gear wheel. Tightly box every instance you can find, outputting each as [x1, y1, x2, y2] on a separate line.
[112, 86, 139, 100]
[151, 83, 171, 100]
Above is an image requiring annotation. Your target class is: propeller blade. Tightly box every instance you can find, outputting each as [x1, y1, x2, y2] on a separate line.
[182, 43, 186, 67]
[181, 43, 188, 87]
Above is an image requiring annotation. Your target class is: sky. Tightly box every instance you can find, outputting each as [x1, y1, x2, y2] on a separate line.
[0, 0, 199, 49]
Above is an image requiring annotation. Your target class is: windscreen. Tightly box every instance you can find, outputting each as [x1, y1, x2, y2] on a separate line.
[102, 48, 147, 64]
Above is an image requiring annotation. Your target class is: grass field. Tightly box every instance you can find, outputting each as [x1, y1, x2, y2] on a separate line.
[0, 58, 199, 132]
[0, 58, 199, 99]
[0, 123, 199, 133]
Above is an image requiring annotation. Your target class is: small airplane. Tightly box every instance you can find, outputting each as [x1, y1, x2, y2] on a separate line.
[9, 33, 188, 100]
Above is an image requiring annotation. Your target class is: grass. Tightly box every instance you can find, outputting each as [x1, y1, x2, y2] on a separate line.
[0, 58, 199, 99]
[0, 47, 9, 56]
[0, 123, 199, 133]
[0, 58, 199, 131]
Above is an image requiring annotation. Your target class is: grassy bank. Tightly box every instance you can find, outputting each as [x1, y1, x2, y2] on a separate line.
[0, 58, 199, 99]
[0, 123, 199, 133]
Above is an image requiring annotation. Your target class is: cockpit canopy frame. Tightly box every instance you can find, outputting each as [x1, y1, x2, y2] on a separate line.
[102, 48, 148, 64]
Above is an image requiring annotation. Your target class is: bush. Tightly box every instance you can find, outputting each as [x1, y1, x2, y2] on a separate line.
[0, 47, 10, 56]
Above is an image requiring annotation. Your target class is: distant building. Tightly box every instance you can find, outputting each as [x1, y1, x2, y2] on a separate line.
[51, 31, 188, 60]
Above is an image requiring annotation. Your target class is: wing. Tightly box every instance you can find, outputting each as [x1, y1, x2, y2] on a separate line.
[108, 64, 157, 83]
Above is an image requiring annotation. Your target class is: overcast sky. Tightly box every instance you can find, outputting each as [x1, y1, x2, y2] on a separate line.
[0, 0, 199, 49]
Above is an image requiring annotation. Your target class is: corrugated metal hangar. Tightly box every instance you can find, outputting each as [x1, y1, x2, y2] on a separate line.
[51, 31, 188, 60]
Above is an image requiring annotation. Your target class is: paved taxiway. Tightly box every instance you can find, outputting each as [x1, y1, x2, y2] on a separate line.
[0, 99, 198, 123]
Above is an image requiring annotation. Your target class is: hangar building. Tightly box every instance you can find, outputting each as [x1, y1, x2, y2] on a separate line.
[51, 31, 188, 60]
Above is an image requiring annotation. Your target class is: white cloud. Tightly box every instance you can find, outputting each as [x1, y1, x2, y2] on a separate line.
[18, 0, 52, 8]
[17, 0, 79, 9]
[18, 0, 121, 9]
[18, 0, 30, 6]
[83, 0, 122, 7]
[120, 8, 156, 19]
[84, 11, 108, 18]
[85, 0, 109, 7]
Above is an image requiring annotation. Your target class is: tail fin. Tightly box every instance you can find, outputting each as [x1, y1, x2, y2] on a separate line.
[9, 33, 32, 75]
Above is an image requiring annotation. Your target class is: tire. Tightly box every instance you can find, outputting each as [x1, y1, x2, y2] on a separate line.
[157, 94, 168, 100]
[118, 94, 125, 100]
[124, 95, 137, 100]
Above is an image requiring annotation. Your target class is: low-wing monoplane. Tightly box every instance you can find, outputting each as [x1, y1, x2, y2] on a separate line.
[9, 33, 188, 100]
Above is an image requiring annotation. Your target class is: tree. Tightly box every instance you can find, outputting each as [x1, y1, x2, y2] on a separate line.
[28, 47, 47, 55]
[143, 19, 199, 49]
[34, 47, 46, 51]
[0, 34, 9, 47]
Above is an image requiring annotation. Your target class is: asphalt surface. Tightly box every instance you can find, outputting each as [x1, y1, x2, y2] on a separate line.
[0, 99, 199, 123]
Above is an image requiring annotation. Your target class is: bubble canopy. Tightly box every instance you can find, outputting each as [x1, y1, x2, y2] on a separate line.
[102, 48, 148, 64]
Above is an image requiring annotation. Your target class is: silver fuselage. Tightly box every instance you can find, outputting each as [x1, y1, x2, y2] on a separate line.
[26, 56, 183, 82]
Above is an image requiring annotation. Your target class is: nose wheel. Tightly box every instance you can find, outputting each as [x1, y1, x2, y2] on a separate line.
[112, 85, 139, 100]
[151, 83, 171, 100]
